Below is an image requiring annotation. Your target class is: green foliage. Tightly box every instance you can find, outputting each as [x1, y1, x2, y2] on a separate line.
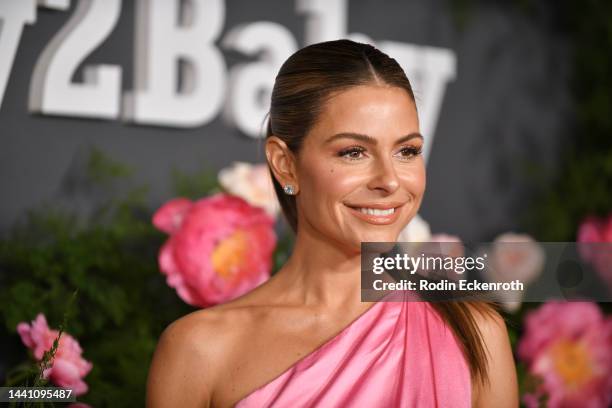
[527, 0, 612, 239]
[447, 1, 612, 240]
[171, 164, 220, 199]
[87, 148, 133, 186]
[0, 149, 194, 407]
[272, 230, 295, 275]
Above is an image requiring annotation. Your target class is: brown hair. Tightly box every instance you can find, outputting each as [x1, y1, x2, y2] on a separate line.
[265, 39, 495, 385]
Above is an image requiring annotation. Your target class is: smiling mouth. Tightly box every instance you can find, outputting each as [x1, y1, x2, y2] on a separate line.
[354, 207, 396, 216]
[343, 203, 405, 225]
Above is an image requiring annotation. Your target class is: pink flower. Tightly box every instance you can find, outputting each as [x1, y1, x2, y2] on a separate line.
[518, 302, 612, 408]
[577, 214, 612, 291]
[17, 314, 92, 396]
[153, 193, 277, 307]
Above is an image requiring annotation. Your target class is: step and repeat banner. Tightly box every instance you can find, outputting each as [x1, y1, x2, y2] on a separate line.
[0, 0, 569, 239]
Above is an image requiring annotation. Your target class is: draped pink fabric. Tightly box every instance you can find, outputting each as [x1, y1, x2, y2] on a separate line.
[235, 293, 472, 407]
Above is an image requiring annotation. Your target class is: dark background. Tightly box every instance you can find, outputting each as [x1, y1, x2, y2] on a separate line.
[0, 0, 572, 241]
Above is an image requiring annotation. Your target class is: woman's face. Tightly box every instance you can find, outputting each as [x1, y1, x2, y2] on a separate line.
[295, 84, 426, 252]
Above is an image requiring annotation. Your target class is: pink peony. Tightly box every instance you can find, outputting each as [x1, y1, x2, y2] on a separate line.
[577, 214, 612, 291]
[153, 193, 277, 307]
[518, 302, 612, 408]
[17, 314, 92, 396]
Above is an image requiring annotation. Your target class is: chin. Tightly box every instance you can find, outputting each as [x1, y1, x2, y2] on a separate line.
[357, 229, 398, 244]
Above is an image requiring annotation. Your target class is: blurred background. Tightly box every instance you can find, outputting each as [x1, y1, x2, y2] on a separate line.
[0, 0, 610, 406]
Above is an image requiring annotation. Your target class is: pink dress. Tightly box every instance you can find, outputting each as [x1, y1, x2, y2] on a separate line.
[235, 293, 472, 407]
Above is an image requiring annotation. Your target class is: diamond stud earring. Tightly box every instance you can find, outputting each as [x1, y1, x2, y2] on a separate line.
[283, 184, 296, 195]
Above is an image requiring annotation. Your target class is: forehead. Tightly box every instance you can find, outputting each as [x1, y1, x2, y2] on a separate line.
[307, 85, 419, 143]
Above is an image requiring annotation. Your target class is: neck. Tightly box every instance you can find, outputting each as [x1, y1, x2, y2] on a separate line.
[270, 221, 364, 309]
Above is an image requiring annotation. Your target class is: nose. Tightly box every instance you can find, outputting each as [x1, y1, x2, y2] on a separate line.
[367, 158, 400, 194]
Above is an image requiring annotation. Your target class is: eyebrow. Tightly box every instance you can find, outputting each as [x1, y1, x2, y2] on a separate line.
[324, 132, 424, 145]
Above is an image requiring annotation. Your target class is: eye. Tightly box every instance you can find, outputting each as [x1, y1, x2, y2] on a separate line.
[395, 145, 422, 160]
[337, 146, 366, 161]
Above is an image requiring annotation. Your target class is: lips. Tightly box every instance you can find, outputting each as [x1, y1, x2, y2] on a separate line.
[344, 202, 405, 225]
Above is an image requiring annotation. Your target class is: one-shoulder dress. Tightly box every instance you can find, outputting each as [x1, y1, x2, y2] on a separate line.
[235, 292, 472, 407]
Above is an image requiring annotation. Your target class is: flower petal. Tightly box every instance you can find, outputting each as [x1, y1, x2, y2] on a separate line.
[152, 198, 193, 234]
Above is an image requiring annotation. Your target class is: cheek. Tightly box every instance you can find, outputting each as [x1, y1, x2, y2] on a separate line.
[303, 163, 364, 200]
[301, 164, 367, 226]
[400, 163, 426, 196]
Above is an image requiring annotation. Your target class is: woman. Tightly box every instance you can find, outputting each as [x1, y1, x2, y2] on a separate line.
[146, 39, 518, 407]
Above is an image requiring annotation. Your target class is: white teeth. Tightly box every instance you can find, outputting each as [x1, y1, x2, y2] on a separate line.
[358, 207, 394, 216]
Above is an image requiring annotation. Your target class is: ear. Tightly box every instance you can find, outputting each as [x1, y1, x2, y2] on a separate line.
[265, 136, 299, 194]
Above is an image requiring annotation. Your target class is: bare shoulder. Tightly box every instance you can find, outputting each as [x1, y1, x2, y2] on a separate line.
[146, 302, 255, 408]
[467, 303, 508, 342]
[467, 304, 519, 408]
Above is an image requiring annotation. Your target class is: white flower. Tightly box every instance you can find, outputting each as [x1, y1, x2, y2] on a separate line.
[484, 232, 545, 313]
[488, 232, 545, 284]
[396, 214, 432, 278]
[397, 213, 432, 242]
[218, 162, 280, 218]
